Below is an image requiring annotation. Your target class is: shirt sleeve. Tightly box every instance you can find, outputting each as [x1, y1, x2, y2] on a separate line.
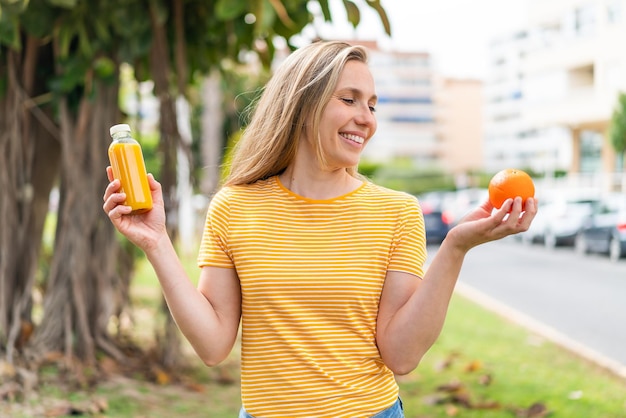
[387, 194, 427, 278]
[197, 188, 235, 269]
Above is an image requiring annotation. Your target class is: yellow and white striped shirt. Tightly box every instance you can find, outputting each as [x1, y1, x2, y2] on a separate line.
[198, 176, 427, 417]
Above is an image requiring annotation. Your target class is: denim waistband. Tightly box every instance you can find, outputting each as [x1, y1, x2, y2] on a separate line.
[238, 397, 403, 418]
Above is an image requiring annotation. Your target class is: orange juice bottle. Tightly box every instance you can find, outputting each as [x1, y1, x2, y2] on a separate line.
[108, 124, 153, 214]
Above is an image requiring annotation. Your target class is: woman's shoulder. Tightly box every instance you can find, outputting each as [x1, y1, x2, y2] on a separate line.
[211, 177, 279, 203]
[362, 181, 419, 205]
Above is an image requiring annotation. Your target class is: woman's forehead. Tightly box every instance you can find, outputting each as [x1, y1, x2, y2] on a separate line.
[336, 61, 377, 99]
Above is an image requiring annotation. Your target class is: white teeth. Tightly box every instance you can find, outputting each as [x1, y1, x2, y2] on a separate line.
[341, 133, 364, 144]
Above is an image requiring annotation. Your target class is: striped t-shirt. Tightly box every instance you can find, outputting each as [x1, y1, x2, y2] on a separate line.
[198, 176, 427, 418]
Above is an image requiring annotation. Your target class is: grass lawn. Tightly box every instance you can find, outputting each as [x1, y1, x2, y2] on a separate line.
[5, 257, 625, 417]
[399, 294, 626, 417]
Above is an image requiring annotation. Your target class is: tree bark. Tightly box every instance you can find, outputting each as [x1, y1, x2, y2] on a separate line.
[0, 40, 61, 364]
[149, 0, 183, 369]
[26, 68, 129, 368]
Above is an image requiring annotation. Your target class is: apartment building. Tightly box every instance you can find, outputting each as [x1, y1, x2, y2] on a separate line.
[355, 42, 439, 165]
[434, 77, 484, 176]
[486, 0, 626, 191]
[356, 41, 484, 178]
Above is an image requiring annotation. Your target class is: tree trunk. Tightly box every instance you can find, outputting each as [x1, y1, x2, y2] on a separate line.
[200, 71, 224, 197]
[0, 40, 61, 364]
[26, 71, 130, 369]
[149, 0, 183, 369]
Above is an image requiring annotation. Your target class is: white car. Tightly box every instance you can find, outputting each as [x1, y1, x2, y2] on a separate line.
[521, 196, 599, 248]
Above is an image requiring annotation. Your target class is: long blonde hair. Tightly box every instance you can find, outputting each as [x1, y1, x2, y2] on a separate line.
[223, 41, 369, 186]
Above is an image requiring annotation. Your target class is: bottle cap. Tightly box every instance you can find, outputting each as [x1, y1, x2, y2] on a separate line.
[110, 124, 131, 136]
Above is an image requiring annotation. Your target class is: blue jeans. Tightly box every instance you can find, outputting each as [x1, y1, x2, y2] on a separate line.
[238, 397, 404, 418]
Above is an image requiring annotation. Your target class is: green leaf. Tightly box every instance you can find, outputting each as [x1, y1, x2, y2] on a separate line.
[255, 0, 276, 35]
[0, 0, 30, 15]
[49, 55, 89, 93]
[93, 56, 116, 80]
[20, 0, 56, 38]
[46, 0, 77, 9]
[93, 19, 110, 44]
[342, 0, 360, 28]
[215, 0, 247, 20]
[0, 11, 20, 49]
[77, 21, 92, 57]
[610, 93, 626, 153]
[316, 0, 331, 21]
[55, 23, 73, 58]
[365, 0, 391, 36]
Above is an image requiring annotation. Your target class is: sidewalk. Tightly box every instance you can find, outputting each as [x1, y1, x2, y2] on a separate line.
[455, 281, 626, 381]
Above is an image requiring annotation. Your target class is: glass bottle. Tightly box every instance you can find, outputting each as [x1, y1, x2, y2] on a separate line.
[108, 124, 153, 214]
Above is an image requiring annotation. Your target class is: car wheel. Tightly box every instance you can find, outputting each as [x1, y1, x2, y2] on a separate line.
[575, 233, 588, 255]
[544, 232, 557, 249]
[609, 236, 623, 263]
[521, 233, 534, 246]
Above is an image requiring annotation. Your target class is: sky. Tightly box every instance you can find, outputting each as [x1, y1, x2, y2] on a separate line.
[304, 0, 529, 79]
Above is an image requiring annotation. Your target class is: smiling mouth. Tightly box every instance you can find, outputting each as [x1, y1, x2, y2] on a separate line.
[340, 133, 364, 144]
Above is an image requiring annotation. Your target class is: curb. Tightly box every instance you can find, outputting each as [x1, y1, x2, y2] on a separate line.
[454, 281, 626, 381]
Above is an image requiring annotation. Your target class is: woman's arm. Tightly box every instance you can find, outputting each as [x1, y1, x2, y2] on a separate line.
[103, 169, 241, 366]
[146, 238, 241, 366]
[376, 197, 537, 375]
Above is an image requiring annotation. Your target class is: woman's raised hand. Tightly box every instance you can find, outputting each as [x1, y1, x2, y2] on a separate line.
[102, 166, 167, 252]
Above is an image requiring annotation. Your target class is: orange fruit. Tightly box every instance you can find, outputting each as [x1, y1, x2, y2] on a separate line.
[488, 168, 535, 209]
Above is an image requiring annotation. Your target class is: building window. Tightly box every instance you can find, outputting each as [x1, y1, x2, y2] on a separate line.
[579, 130, 603, 172]
[575, 3, 597, 37]
[607, 0, 622, 24]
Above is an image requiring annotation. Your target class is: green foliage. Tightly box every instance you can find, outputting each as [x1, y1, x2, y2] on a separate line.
[20, 0, 55, 38]
[609, 93, 626, 169]
[0, 10, 20, 49]
[372, 163, 457, 195]
[0, 0, 30, 16]
[342, 0, 360, 28]
[357, 159, 383, 178]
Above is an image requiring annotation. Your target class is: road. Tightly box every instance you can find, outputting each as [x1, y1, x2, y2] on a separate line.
[428, 238, 626, 377]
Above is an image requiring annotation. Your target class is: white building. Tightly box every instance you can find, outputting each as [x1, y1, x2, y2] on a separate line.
[360, 42, 440, 166]
[484, 29, 572, 175]
[487, 0, 626, 192]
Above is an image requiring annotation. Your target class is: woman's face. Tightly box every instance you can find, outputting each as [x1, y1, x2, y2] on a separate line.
[314, 60, 378, 170]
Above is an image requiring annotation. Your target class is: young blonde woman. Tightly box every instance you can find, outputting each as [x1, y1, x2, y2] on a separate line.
[103, 41, 537, 418]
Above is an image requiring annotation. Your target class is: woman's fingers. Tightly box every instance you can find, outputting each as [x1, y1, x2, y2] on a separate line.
[106, 166, 115, 182]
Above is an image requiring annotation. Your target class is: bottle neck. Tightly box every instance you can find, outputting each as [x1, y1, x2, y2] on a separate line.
[111, 131, 133, 141]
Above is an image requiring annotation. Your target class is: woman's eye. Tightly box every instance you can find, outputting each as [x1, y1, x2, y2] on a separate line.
[341, 98, 355, 104]
[369, 105, 377, 112]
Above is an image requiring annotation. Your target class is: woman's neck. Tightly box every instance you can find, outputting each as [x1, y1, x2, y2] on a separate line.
[279, 166, 362, 200]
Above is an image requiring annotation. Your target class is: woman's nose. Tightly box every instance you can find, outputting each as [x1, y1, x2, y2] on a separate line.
[355, 104, 376, 128]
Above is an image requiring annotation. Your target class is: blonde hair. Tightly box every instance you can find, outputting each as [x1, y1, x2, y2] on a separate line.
[223, 41, 369, 186]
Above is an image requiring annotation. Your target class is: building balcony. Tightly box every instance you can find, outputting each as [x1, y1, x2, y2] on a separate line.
[523, 87, 615, 127]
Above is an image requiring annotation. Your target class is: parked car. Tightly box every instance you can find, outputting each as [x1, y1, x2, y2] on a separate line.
[575, 193, 626, 262]
[417, 193, 453, 245]
[422, 208, 452, 245]
[520, 196, 599, 248]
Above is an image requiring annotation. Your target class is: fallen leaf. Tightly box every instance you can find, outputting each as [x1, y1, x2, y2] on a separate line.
[152, 366, 171, 385]
[422, 393, 448, 406]
[478, 373, 493, 386]
[445, 404, 459, 416]
[515, 402, 550, 418]
[473, 399, 501, 410]
[435, 352, 460, 371]
[464, 360, 483, 373]
[436, 379, 465, 393]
